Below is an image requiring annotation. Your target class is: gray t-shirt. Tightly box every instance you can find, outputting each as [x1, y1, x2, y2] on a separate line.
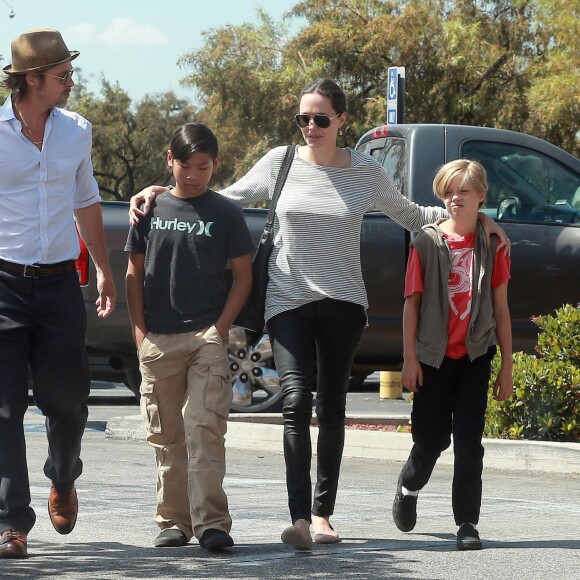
[125, 189, 254, 334]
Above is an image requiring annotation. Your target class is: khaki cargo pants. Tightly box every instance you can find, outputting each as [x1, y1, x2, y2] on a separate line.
[138, 325, 232, 540]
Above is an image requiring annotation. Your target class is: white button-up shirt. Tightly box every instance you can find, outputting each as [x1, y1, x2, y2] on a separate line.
[0, 96, 101, 264]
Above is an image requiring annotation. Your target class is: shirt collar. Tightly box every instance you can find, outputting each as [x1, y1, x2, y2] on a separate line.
[0, 95, 16, 122]
[0, 95, 60, 122]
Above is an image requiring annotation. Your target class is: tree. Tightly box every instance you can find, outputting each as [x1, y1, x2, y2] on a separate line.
[525, 0, 580, 154]
[177, 10, 302, 186]
[71, 80, 197, 200]
[285, 0, 540, 134]
[177, 0, 579, 179]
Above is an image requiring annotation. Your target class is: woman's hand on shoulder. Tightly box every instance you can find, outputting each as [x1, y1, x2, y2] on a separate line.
[478, 212, 511, 255]
[128, 186, 168, 225]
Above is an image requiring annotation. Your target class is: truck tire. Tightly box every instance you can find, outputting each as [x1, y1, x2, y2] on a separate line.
[348, 372, 371, 390]
[124, 367, 142, 399]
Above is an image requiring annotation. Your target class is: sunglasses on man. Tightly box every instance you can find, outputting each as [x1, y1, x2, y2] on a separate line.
[294, 112, 341, 129]
[42, 68, 74, 85]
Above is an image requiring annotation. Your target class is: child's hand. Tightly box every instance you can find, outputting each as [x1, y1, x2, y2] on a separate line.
[133, 327, 147, 352]
[214, 321, 230, 343]
[402, 357, 423, 393]
[493, 366, 514, 401]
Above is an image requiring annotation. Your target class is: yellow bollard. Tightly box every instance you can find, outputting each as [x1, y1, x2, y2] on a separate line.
[379, 371, 403, 399]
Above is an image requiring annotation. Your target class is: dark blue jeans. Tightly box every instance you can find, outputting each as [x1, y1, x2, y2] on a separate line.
[400, 346, 496, 526]
[268, 298, 366, 523]
[0, 269, 90, 533]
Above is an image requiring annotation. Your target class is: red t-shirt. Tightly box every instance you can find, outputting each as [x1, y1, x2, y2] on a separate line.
[405, 232, 510, 358]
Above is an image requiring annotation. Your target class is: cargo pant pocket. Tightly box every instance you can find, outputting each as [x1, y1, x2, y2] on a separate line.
[140, 380, 162, 434]
[137, 334, 151, 358]
[204, 365, 233, 419]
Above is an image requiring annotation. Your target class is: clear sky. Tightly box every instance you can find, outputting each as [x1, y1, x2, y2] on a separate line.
[0, 0, 300, 103]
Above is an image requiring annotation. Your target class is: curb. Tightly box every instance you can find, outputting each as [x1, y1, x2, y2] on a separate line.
[105, 414, 580, 475]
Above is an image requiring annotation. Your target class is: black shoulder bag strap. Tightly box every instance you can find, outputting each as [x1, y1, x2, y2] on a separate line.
[261, 145, 295, 242]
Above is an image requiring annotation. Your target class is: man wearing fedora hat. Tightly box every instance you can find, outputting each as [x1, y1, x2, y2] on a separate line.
[0, 29, 116, 559]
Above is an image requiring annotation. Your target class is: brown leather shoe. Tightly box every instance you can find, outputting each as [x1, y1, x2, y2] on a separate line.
[0, 529, 28, 559]
[48, 485, 78, 534]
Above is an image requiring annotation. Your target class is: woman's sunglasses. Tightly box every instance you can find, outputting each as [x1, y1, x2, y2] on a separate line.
[294, 113, 341, 129]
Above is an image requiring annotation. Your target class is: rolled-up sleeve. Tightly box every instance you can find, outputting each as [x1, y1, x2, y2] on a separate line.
[74, 121, 101, 209]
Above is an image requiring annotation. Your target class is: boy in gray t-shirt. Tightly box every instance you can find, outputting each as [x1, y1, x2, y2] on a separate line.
[125, 123, 254, 551]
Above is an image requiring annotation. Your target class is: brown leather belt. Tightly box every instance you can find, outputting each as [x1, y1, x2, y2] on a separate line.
[0, 259, 77, 278]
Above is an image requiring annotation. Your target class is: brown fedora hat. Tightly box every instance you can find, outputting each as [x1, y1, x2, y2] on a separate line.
[3, 28, 79, 75]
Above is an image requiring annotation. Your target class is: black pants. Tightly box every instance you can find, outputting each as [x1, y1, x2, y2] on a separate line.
[400, 346, 496, 526]
[268, 298, 365, 523]
[0, 269, 90, 533]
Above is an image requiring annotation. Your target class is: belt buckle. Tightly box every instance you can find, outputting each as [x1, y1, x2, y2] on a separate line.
[23, 264, 40, 278]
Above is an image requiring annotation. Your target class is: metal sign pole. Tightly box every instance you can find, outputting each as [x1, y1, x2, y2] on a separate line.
[397, 68, 405, 124]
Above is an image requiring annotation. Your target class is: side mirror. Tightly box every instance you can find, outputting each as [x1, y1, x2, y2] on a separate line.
[497, 197, 520, 220]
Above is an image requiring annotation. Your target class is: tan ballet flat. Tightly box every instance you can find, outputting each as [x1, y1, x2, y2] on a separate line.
[281, 525, 313, 550]
[313, 532, 341, 544]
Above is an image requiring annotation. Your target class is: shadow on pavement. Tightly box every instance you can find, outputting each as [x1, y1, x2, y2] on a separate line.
[0, 539, 420, 579]
[395, 532, 579, 551]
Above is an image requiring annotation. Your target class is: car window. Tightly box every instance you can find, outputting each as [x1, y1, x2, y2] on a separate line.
[359, 137, 407, 212]
[380, 138, 407, 196]
[462, 141, 580, 224]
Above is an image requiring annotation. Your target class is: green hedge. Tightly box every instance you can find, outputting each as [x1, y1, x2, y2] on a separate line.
[485, 304, 580, 442]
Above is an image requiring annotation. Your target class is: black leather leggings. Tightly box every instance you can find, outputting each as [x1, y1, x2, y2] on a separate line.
[268, 298, 365, 523]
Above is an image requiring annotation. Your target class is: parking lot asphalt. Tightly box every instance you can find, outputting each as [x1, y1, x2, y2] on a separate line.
[9, 432, 580, 580]
[15, 381, 580, 579]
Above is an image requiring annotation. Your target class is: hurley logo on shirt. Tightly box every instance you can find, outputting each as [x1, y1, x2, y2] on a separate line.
[151, 217, 213, 237]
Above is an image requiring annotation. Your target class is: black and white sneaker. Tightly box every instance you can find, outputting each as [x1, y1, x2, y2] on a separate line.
[457, 523, 483, 550]
[392, 473, 417, 532]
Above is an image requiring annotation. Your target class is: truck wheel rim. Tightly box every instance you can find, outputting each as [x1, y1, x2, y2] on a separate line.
[228, 326, 282, 412]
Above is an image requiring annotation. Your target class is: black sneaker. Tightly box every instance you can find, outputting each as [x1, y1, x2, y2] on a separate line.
[457, 523, 483, 550]
[155, 528, 188, 547]
[199, 528, 234, 551]
[392, 473, 417, 532]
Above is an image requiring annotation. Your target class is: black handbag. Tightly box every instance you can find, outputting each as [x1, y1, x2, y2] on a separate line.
[233, 145, 295, 333]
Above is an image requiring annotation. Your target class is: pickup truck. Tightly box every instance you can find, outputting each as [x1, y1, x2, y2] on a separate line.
[80, 123, 580, 412]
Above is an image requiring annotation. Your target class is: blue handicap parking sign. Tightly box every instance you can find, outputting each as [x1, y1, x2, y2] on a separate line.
[387, 67, 398, 124]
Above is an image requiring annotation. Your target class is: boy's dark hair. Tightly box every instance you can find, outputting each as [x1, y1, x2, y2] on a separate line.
[300, 78, 347, 114]
[170, 123, 218, 162]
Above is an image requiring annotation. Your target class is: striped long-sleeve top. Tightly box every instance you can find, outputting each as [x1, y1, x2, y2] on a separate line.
[220, 145, 447, 323]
